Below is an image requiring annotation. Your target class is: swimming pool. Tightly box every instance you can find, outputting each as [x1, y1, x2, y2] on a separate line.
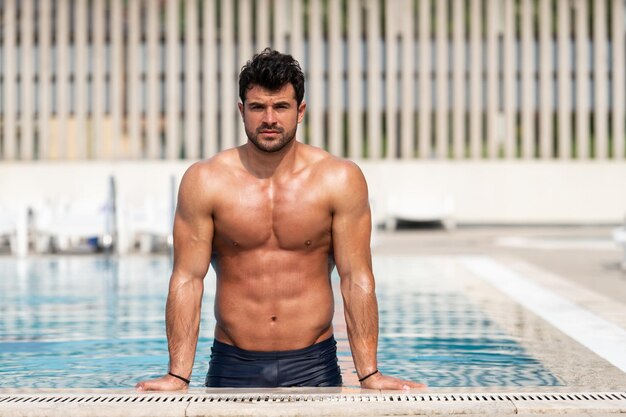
[0, 255, 583, 389]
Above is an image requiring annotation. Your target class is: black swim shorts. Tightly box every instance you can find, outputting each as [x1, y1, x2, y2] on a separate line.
[205, 336, 343, 387]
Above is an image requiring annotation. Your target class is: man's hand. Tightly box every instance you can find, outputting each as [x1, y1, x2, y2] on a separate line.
[135, 374, 189, 392]
[359, 371, 426, 390]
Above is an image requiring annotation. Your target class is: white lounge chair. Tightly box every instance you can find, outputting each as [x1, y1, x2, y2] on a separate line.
[32, 177, 116, 253]
[0, 203, 28, 256]
[115, 174, 177, 254]
[122, 196, 174, 253]
[612, 223, 626, 269]
[385, 194, 455, 231]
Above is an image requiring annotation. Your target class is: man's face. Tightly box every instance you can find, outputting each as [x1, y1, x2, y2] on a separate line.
[238, 83, 306, 153]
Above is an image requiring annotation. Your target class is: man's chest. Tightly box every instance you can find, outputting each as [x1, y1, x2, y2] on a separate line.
[212, 179, 332, 251]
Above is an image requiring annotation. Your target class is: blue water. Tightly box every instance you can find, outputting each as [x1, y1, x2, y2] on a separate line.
[0, 256, 561, 388]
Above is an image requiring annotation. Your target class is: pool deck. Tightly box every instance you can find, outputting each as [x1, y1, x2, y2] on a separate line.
[2, 226, 626, 416]
[372, 226, 626, 306]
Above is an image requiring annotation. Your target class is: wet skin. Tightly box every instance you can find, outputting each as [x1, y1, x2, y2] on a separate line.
[136, 84, 426, 392]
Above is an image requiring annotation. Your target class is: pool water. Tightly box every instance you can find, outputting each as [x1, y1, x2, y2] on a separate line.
[0, 256, 561, 388]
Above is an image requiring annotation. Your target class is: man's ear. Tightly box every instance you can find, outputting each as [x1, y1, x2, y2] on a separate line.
[297, 101, 306, 124]
[238, 102, 244, 118]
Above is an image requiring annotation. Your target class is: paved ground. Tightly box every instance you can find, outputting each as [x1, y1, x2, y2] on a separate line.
[372, 225, 626, 307]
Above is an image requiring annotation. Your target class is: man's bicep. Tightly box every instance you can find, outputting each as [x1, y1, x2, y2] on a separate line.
[331, 163, 373, 278]
[171, 166, 214, 280]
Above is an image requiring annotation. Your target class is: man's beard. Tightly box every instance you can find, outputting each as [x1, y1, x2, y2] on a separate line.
[246, 124, 297, 153]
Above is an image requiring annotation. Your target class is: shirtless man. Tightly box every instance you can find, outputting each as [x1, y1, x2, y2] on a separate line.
[136, 49, 424, 391]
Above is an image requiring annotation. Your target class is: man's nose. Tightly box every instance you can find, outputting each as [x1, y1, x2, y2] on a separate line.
[262, 108, 277, 124]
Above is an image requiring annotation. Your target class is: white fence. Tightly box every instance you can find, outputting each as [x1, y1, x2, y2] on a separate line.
[1, 0, 625, 161]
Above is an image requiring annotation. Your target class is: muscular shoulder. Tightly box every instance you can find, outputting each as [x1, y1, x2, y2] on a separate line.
[298, 145, 369, 204]
[299, 144, 364, 181]
[316, 156, 370, 219]
[182, 149, 239, 185]
[178, 149, 240, 213]
[319, 155, 367, 196]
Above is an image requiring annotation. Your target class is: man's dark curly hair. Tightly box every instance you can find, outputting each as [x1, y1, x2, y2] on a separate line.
[239, 48, 305, 105]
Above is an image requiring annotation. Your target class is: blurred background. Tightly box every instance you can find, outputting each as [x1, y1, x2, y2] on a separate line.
[0, 0, 624, 260]
[1, 0, 626, 392]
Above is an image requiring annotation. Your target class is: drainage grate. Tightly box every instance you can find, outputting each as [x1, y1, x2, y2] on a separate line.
[1, 392, 625, 404]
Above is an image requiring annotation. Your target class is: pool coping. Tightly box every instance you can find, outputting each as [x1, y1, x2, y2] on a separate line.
[454, 255, 626, 391]
[1, 389, 625, 416]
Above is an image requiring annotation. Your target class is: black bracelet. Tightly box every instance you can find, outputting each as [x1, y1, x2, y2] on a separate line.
[168, 372, 190, 385]
[358, 369, 379, 382]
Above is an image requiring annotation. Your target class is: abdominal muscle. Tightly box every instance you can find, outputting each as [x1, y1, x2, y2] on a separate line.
[211, 248, 335, 352]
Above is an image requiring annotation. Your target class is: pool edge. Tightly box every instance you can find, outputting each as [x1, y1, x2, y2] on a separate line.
[1, 390, 625, 416]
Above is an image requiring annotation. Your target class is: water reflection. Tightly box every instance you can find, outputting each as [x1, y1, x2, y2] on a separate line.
[0, 256, 561, 388]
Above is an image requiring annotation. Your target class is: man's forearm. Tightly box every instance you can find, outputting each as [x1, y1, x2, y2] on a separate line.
[165, 275, 204, 378]
[342, 281, 379, 379]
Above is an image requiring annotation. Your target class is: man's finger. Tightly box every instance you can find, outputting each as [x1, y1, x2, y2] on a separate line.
[386, 380, 409, 390]
[388, 376, 426, 389]
[373, 376, 426, 390]
[374, 377, 406, 390]
[136, 380, 158, 391]
[405, 380, 427, 389]
[136, 379, 168, 392]
[397, 380, 426, 389]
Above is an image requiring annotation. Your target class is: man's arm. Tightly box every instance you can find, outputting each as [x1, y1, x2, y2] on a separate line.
[136, 163, 214, 391]
[331, 161, 425, 390]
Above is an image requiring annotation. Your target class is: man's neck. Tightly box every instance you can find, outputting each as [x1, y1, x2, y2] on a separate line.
[240, 139, 299, 179]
